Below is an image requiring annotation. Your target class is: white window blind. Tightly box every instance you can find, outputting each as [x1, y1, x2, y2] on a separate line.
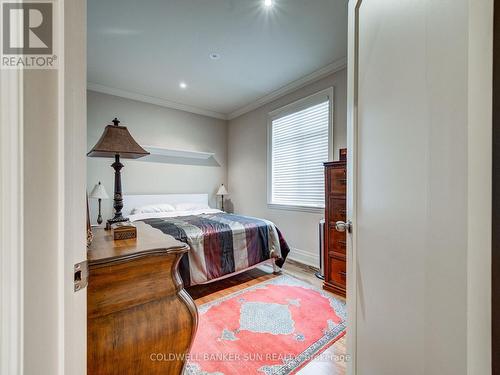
[269, 98, 330, 209]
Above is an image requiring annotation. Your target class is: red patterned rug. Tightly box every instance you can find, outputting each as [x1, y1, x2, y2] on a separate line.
[186, 274, 347, 374]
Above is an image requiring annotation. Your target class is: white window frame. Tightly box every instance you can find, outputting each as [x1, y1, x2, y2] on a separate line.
[267, 87, 334, 213]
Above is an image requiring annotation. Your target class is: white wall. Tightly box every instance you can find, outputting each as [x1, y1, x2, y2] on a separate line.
[227, 70, 347, 266]
[87, 91, 228, 223]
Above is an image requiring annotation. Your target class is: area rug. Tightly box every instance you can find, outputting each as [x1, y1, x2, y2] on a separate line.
[185, 274, 347, 375]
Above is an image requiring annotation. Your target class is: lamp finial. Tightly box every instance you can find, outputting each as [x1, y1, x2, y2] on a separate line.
[112, 117, 120, 126]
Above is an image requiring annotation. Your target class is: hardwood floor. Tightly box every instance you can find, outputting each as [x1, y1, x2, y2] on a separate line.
[186, 259, 347, 375]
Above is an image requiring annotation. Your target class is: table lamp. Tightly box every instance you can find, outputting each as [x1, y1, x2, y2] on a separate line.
[87, 118, 149, 227]
[216, 184, 229, 211]
[89, 181, 109, 225]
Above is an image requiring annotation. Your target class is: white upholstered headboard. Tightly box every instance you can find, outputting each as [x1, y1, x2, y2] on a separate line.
[122, 193, 209, 216]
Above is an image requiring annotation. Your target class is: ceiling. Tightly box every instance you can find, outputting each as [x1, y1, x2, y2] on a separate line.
[87, 0, 347, 118]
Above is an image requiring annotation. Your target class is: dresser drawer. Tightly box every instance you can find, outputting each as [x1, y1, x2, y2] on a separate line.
[328, 197, 346, 222]
[87, 254, 175, 318]
[328, 257, 346, 288]
[328, 229, 346, 255]
[327, 167, 347, 195]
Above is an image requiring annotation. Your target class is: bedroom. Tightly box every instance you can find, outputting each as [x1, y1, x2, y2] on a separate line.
[85, 0, 348, 374]
[2, 0, 493, 374]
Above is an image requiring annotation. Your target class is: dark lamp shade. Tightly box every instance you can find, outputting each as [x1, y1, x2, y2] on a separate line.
[87, 124, 150, 159]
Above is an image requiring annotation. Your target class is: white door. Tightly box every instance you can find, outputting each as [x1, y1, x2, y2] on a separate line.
[61, 0, 88, 374]
[347, 1, 492, 374]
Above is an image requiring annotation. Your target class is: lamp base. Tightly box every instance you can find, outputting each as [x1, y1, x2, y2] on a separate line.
[97, 198, 103, 225]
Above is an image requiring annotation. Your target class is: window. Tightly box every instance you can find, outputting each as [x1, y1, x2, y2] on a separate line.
[268, 88, 333, 211]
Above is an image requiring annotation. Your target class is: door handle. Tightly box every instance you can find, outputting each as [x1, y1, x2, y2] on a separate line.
[335, 220, 352, 233]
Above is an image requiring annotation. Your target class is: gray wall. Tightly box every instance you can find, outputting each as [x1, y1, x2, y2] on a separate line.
[87, 70, 346, 266]
[87, 91, 227, 224]
[227, 69, 347, 266]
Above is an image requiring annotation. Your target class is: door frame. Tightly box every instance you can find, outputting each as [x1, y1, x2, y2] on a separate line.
[59, 0, 88, 374]
[0, 1, 87, 374]
[492, 0, 500, 372]
[346, 1, 361, 374]
[465, 0, 493, 373]
[0, 68, 24, 375]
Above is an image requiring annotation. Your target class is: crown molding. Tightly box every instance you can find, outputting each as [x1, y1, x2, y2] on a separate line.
[87, 82, 228, 120]
[87, 57, 347, 122]
[227, 57, 347, 120]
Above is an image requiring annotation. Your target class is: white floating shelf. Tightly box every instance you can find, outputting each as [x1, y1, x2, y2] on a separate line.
[142, 146, 215, 160]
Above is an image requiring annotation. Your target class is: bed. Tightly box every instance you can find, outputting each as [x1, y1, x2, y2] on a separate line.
[123, 194, 290, 287]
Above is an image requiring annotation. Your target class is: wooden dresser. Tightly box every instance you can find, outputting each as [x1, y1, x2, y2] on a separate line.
[87, 221, 198, 375]
[323, 160, 347, 297]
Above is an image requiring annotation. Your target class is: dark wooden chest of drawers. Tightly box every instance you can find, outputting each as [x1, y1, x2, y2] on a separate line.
[323, 161, 347, 297]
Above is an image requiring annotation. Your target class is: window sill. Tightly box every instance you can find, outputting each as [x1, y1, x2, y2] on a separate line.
[267, 203, 324, 214]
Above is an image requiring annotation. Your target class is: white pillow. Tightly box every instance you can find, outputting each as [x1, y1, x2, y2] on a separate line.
[174, 202, 210, 211]
[131, 203, 176, 214]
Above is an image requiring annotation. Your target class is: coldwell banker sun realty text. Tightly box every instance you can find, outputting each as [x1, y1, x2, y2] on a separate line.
[1, 0, 58, 69]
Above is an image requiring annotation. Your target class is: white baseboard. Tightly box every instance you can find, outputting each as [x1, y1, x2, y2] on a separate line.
[286, 247, 319, 268]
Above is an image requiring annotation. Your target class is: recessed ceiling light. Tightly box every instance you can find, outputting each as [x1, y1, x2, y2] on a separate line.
[264, 0, 273, 8]
[179, 82, 187, 89]
[209, 52, 221, 60]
